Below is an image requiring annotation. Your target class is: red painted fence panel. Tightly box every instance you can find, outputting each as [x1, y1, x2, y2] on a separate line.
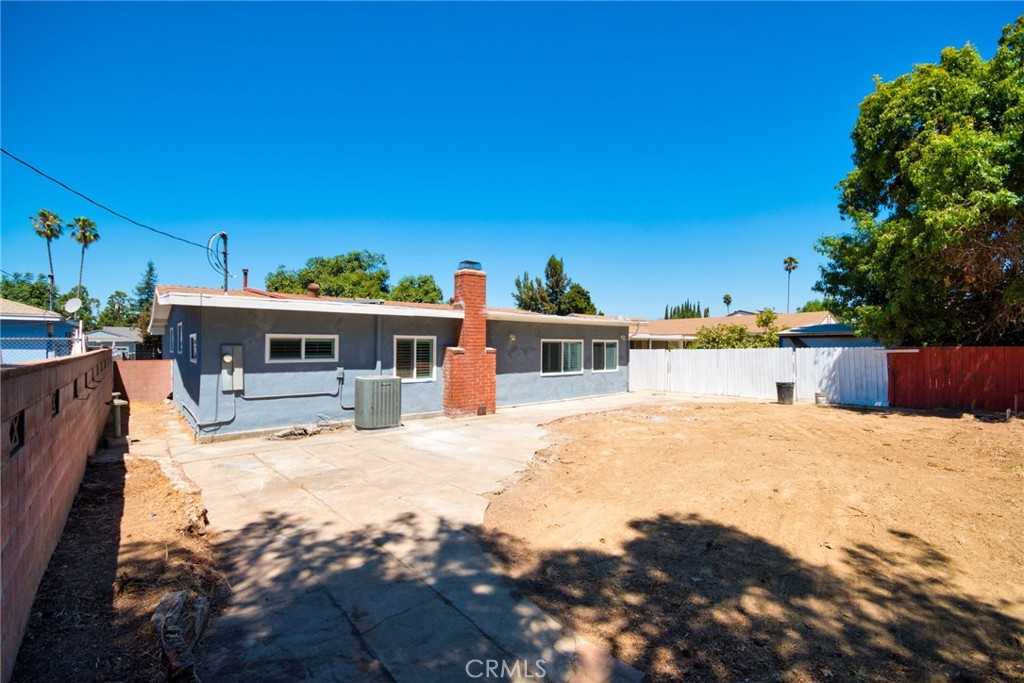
[888, 346, 1024, 412]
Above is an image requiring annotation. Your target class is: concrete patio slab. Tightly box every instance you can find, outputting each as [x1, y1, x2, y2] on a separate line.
[153, 392, 684, 682]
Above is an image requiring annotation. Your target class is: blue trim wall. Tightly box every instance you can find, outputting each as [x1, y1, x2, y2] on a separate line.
[165, 306, 457, 437]
[487, 320, 629, 406]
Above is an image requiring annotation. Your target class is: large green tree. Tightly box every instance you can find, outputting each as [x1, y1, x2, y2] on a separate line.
[132, 259, 158, 319]
[664, 299, 707, 319]
[30, 209, 63, 310]
[266, 251, 391, 299]
[389, 274, 443, 304]
[513, 255, 599, 315]
[815, 16, 1024, 345]
[1, 272, 52, 310]
[562, 283, 598, 315]
[797, 298, 838, 314]
[97, 291, 134, 327]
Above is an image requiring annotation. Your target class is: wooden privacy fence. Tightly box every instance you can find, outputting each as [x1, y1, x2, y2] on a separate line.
[628, 347, 889, 407]
[888, 346, 1024, 412]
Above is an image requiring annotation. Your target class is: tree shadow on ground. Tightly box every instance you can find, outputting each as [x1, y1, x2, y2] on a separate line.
[479, 512, 1023, 683]
[200, 507, 591, 682]
[196, 507, 1022, 682]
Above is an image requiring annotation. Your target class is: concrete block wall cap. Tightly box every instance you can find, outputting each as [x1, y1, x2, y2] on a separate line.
[446, 347, 466, 354]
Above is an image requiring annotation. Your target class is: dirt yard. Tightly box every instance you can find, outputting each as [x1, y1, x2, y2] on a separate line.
[13, 405, 220, 682]
[483, 401, 1024, 683]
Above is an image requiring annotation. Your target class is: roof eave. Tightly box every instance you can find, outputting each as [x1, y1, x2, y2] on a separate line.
[150, 291, 464, 333]
[485, 310, 633, 327]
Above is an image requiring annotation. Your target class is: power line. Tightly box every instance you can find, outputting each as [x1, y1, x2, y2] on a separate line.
[1, 147, 209, 250]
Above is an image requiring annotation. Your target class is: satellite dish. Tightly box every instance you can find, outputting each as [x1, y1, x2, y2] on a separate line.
[63, 297, 82, 314]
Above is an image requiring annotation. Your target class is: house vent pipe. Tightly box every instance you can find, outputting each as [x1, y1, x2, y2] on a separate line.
[242, 269, 249, 288]
[306, 283, 321, 297]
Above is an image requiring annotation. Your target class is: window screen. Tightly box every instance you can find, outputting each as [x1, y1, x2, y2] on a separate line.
[396, 337, 434, 380]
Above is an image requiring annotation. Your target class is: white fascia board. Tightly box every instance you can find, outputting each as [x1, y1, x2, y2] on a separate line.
[629, 333, 695, 341]
[485, 309, 634, 327]
[0, 313, 64, 322]
[150, 292, 463, 334]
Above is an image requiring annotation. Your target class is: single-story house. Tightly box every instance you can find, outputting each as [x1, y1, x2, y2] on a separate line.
[149, 262, 633, 440]
[86, 326, 144, 359]
[629, 311, 836, 349]
[777, 322, 880, 348]
[0, 298, 78, 364]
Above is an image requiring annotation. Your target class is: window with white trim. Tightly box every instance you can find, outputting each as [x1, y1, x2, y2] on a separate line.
[265, 334, 338, 363]
[541, 339, 583, 375]
[177, 323, 183, 355]
[169, 330, 175, 355]
[592, 340, 618, 372]
[394, 336, 435, 381]
[189, 333, 198, 364]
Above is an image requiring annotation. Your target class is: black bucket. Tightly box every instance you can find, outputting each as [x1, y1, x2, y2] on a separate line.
[776, 382, 795, 405]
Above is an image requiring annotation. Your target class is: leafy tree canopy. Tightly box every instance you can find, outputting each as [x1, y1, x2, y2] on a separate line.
[562, 283, 598, 315]
[389, 274, 444, 304]
[755, 308, 778, 331]
[513, 255, 600, 315]
[796, 298, 837, 314]
[693, 324, 779, 349]
[1, 272, 52, 310]
[97, 291, 135, 328]
[815, 16, 1024, 345]
[266, 250, 391, 299]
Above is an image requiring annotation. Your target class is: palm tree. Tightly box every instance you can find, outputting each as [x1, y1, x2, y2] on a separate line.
[31, 209, 64, 310]
[723, 293, 732, 314]
[69, 217, 100, 310]
[783, 256, 799, 313]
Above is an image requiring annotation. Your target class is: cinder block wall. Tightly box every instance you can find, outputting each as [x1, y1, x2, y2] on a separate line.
[0, 350, 113, 682]
[113, 359, 172, 403]
[443, 268, 496, 417]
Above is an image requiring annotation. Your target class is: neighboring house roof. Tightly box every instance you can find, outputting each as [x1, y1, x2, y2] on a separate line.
[726, 310, 759, 317]
[630, 311, 836, 341]
[0, 298, 66, 322]
[149, 285, 635, 335]
[777, 323, 855, 337]
[86, 326, 143, 344]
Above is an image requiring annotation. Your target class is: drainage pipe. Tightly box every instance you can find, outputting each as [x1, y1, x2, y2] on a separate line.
[111, 392, 129, 437]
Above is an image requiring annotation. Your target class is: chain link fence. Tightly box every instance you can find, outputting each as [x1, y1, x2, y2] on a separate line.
[0, 337, 78, 364]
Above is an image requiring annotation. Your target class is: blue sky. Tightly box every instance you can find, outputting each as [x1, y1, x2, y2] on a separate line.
[1, 2, 1018, 320]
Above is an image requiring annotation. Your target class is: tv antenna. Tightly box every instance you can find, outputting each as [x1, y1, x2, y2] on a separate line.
[207, 232, 230, 293]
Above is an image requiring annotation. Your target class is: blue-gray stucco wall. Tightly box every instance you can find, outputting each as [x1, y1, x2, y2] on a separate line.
[487, 320, 629, 406]
[164, 307, 457, 436]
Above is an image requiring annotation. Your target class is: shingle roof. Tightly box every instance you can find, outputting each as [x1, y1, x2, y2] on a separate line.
[85, 326, 143, 343]
[777, 322, 854, 337]
[0, 298, 64, 320]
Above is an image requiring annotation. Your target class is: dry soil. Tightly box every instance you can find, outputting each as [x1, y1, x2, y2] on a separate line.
[483, 400, 1024, 683]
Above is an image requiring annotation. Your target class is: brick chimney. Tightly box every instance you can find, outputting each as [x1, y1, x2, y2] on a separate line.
[443, 262, 496, 417]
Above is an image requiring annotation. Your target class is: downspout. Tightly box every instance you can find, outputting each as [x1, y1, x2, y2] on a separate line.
[375, 314, 382, 375]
